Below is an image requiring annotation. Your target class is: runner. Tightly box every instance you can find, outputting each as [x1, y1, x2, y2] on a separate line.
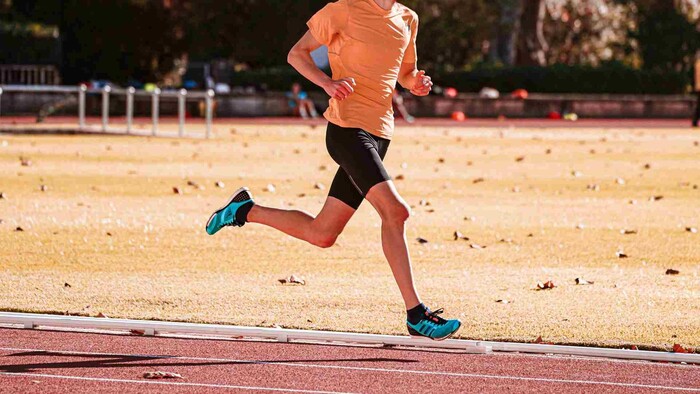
[206, 0, 461, 340]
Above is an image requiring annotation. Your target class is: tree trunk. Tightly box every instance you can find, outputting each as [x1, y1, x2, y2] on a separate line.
[490, 0, 523, 66]
[516, 0, 548, 66]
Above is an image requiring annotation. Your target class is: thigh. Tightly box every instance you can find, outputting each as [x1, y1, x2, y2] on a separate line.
[325, 123, 391, 196]
[312, 195, 357, 235]
[328, 167, 365, 210]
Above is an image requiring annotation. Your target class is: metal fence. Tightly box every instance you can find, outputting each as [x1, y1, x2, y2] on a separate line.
[0, 84, 215, 139]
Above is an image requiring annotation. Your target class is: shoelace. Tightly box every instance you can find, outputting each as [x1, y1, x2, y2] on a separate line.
[426, 308, 448, 325]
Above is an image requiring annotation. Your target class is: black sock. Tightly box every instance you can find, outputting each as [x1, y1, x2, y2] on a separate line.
[406, 303, 429, 324]
[236, 201, 254, 224]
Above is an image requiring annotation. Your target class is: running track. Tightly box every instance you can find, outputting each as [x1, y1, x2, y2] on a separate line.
[1, 328, 698, 393]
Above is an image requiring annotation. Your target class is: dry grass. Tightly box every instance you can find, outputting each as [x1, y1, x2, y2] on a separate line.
[1, 122, 699, 350]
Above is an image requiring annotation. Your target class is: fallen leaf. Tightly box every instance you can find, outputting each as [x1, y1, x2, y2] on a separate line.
[643, 163, 651, 170]
[172, 187, 182, 195]
[536, 281, 555, 290]
[319, 165, 328, 171]
[314, 182, 325, 190]
[575, 277, 594, 285]
[545, 149, 552, 154]
[186, 180, 203, 190]
[453, 231, 469, 241]
[616, 251, 628, 258]
[130, 329, 146, 335]
[20, 157, 32, 167]
[686, 227, 698, 234]
[419, 199, 430, 206]
[416, 237, 429, 244]
[534, 336, 544, 343]
[265, 184, 276, 193]
[665, 269, 680, 275]
[395, 174, 405, 180]
[106, 232, 113, 236]
[571, 170, 582, 177]
[628, 199, 637, 205]
[96, 312, 108, 318]
[620, 229, 637, 235]
[438, 158, 445, 163]
[469, 243, 484, 249]
[587, 184, 600, 191]
[473, 177, 485, 184]
[649, 195, 663, 202]
[496, 299, 509, 304]
[143, 371, 183, 379]
[464, 216, 476, 221]
[215, 181, 225, 188]
[515, 156, 525, 162]
[511, 186, 520, 193]
[0, 192, 5, 199]
[575, 224, 586, 230]
[64, 282, 72, 288]
[15, 226, 24, 232]
[297, 193, 306, 198]
[499, 238, 513, 243]
[673, 344, 691, 353]
[629, 345, 639, 350]
[279, 275, 306, 285]
[615, 178, 626, 185]
[40, 185, 48, 192]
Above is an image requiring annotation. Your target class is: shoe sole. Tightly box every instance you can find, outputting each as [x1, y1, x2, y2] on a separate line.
[205, 187, 251, 232]
[408, 321, 462, 341]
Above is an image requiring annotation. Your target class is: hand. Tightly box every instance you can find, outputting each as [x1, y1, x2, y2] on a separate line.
[410, 70, 432, 96]
[323, 77, 356, 101]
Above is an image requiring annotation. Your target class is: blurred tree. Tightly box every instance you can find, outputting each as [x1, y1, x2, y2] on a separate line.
[489, 0, 523, 66]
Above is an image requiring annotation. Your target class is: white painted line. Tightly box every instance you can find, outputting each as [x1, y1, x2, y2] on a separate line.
[2, 312, 699, 363]
[0, 372, 353, 393]
[1, 347, 698, 392]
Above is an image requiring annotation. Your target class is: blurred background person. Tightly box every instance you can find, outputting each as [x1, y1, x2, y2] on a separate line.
[287, 82, 319, 119]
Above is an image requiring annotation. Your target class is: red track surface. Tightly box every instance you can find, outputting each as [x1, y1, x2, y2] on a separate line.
[0, 116, 695, 129]
[0, 328, 698, 393]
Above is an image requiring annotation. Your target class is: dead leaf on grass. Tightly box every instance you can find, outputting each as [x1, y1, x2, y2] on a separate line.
[0, 192, 5, 199]
[616, 251, 628, 258]
[665, 269, 680, 275]
[469, 243, 484, 249]
[587, 184, 600, 191]
[314, 182, 325, 190]
[419, 199, 430, 206]
[515, 156, 525, 162]
[536, 281, 555, 290]
[575, 224, 586, 230]
[15, 226, 24, 232]
[643, 163, 651, 170]
[615, 178, 626, 185]
[130, 329, 146, 335]
[20, 157, 32, 167]
[575, 277, 594, 285]
[143, 371, 183, 379]
[96, 312, 108, 318]
[464, 216, 476, 221]
[278, 274, 306, 285]
[534, 336, 544, 343]
[496, 299, 510, 304]
[571, 170, 582, 177]
[215, 181, 225, 188]
[395, 174, 405, 180]
[620, 229, 637, 235]
[649, 195, 664, 202]
[186, 180, 203, 190]
[64, 282, 71, 288]
[172, 187, 182, 195]
[416, 237, 429, 244]
[673, 344, 693, 353]
[686, 227, 698, 234]
[473, 177, 485, 184]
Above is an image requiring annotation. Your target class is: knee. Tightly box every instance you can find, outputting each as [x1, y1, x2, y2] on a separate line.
[381, 201, 411, 224]
[308, 225, 340, 248]
[312, 233, 338, 249]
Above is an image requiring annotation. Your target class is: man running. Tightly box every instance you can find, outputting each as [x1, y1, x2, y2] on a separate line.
[206, 0, 461, 340]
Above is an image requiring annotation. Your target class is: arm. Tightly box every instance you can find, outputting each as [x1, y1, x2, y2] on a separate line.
[398, 62, 433, 97]
[287, 31, 356, 101]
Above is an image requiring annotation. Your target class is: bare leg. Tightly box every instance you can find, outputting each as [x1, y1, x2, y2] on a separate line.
[247, 196, 355, 248]
[365, 181, 421, 309]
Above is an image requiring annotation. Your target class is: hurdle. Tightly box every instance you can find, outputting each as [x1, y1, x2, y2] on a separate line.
[2, 312, 700, 363]
[0, 84, 215, 139]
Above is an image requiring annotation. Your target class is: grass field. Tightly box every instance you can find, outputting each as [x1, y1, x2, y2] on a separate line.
[1, 121, 699, 350]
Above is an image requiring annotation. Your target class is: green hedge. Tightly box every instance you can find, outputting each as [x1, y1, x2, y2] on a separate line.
[229, 63, 690, 95]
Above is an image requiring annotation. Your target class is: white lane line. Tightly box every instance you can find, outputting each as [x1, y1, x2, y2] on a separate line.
[1, 347, 699, 392]
[0, 372, 355, 394]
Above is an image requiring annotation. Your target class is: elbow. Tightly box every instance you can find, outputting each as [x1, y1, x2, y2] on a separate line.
[287, 47, 298, 66]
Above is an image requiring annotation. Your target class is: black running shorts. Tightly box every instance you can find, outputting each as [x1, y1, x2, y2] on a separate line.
[325, 122, 391, 209]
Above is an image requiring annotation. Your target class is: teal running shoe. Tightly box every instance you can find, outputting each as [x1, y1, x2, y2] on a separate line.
[406, 308, 461, 341]
[206, 187, 254, 235]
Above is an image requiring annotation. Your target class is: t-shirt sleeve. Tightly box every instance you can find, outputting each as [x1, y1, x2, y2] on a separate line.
[306, 0, 349, 46]
[403, 14, 419, 63]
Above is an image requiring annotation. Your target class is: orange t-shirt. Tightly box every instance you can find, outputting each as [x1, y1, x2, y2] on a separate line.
[307, 0, 418, 140]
